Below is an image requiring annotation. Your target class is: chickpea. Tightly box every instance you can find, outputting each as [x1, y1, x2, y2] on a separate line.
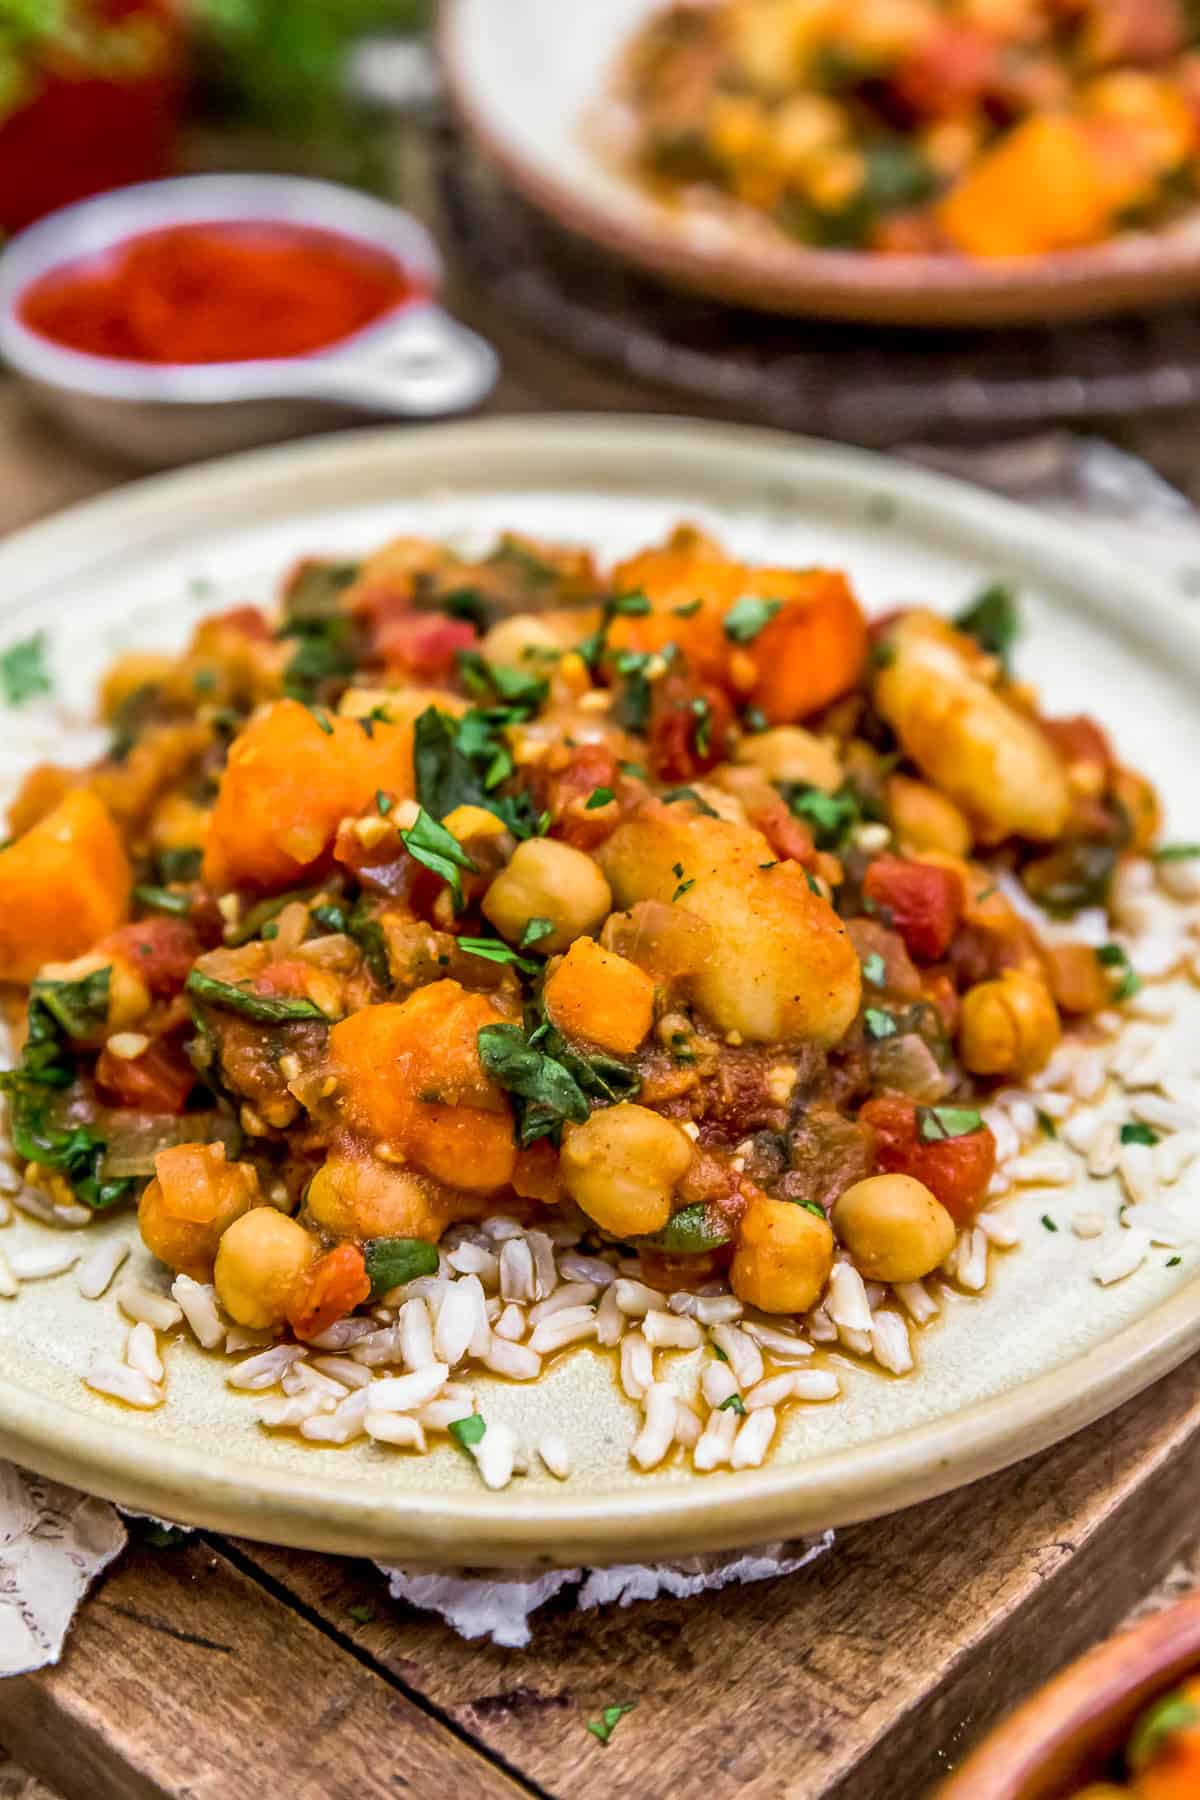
[214, 1208, 317, 1329]
[483, 838, 611, 954]
[730, 1197, 834, 1315]
[139, 1146, 259, 1281]
[960, 968, 1061, 1077]
[735, 725, 841, 792]
[832, 1174, 956, 1283]
[886, 774, 971, 859]
[560, 1103, 693, 1237]
[480, 614, 566, 669]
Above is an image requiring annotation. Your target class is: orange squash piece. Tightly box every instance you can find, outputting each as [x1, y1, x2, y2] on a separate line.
[744, 569, 867, 725]
[0, 787, 131, 982]
[544, 936, 656, 1055]
[937, 115, 1115, 258]
[203, 697, 414, 893]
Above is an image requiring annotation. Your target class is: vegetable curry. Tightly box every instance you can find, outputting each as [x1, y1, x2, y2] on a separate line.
[0, 524, 1160, 1345]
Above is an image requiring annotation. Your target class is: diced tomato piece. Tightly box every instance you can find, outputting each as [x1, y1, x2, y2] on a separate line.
[376, 612, 476, 683]
[860, 1093, 996, 1225]
[104, 918, 200, 996]
[95, 1035, 196, 1113]
[546, 742, 622, 849]
[863, 856, 963, 962]
[743, 792, 817, 867]
[512, 1140, 564, 1205]
[211, 604, 273, 642]
[252, 957, 318, 999]
[287, 1243, 371, 1341]
[892, 25, 1002, 119]
[646, 677, 733, 782]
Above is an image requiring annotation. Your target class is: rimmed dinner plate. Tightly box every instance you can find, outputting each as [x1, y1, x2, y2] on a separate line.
[0, 415, 1197, 1566]
[439, 0, 1200, 327]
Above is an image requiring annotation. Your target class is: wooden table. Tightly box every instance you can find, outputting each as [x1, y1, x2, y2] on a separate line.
[1, 266, 1199, 1797]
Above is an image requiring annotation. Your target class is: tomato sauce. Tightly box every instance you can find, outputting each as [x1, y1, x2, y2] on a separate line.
[19, 222, 422, 365]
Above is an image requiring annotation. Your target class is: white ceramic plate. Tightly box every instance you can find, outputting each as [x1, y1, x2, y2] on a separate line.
[440, 0, 1200, 326]
[0, 416, 1197, 1566]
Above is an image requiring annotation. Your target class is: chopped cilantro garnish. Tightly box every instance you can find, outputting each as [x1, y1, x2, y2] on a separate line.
[723, 595, 781, 644]
[457, 937, 539, 975]
[869, 640, 897, 669]
[185, 971, 327, 1025]
[1098, 942, 1141, 1000]
[311, 902, 348, 935]
[672, 877, 695, 901]
[0, 632, 51, 706]
[672, 599, 702, 618]
[449, 1413, 487, 1449]
[519, 917, 554, 950]
[954, 581, 1020, 669]
[741, 705, 770, 733]
[1154, 843, 1200, 861]
[133, 884, 191, 918]
[1041, 1214, 1058, 1232]
[916, 1105, 983, 1142]
[477, 1023, 591, 1146]
[1128, 1691, 1200, 1772]
[669, 1030, 695, 1064]
[861, 952, 886, 987]
[347, 1603, 376, 1625]
[690, 696, 713, 757]
[586, 1702, 635, 1746]
[787, 783, 860, 850]
[1167, 1255, 1182, 1267]
[585, 786, 615, 810]
[718, 1394, 746, 1414]
[1120, 1121, 1158, 1146]
[656, 1202, 730, 1253]
[1036, 1108, 1057, 1139]
[863, 1007, 897, 1041]
[363, 1237, 439, 1296]
[400, 808, 477, 910]
[796, 1199, 826, 1219]
[376, 790, 393, 815]
[661, 787, 720, 819]
[307, 705, 333, 735]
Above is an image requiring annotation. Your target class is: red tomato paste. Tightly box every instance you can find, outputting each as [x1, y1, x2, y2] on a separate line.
[19, 222, 422, 364]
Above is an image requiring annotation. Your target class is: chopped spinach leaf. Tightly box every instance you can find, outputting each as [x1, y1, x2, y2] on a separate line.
[225, 890, 311, 947]
[29, 966, 111, 1041]
[401, 807, 477, 910]
[477, 1022, 591, 1147]
[185, 971, 327, 1025]
[0, 631, 51, 706]
[133, 884, 192, 918]
[655, 1203, 731, 1254]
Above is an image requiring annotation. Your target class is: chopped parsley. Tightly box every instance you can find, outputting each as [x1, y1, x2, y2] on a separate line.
[376, 790, 394, 815]
[861, 952, 886, 987]
[363, 1237, 440, 1296]
[519, 918, 555, 950]
[718, 1394, 746, 1415]
[618, 760, 647, 780]
[1119, 1121, 1158, 1147]
[1041, 1214, 1058, 1232]
[0, 632, 51, 706]
[477, 1022, 591, 1146]
[916, 1105, 983, 1142]
[953, 581, 1020, 669]
[449, 1413, 487, 1450]
[586, 1703, 635, 1746]
[456, 936, 539, 975]
[1098, 942, 1141, 1000]
[280, 612, 358, 703]
[741, 705, 769, 733]
[412, 706, 542, 841]
[656, 1203, 731, 1253]
[346, 1603, 376, 1626]
[307, 705, 334, 736]
[669, 1030, 695, 1064]
[456, 649, 548, 716]
[672, 599, 702, 618]
[1167, 1255, 1182, 1267]
[863, 1008, 897, 1041]
[400, 807, 477, 910]
[585, 786, 615, 810]
[661, 787, 720, 818]
[1036, 1108, 1058, 1139]
[1154, 843, 1200, 861]
[723, 595, 781, 644]
[787, 783, 860, 850]
[311, 902, 348, 935]
[796, 1199, 826, 1219]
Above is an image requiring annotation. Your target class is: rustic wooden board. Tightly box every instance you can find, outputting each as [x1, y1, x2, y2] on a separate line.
[228, 1358, 1200, 1800]
[0, 1540, 528, 1800]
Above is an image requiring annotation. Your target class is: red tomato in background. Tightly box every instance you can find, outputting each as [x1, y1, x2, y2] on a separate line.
[0, 1, 180, 236]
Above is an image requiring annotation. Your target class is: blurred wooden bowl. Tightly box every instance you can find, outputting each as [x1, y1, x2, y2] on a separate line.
[440, 0, 1200, 328]
[938, 1592, 1200, 1798]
